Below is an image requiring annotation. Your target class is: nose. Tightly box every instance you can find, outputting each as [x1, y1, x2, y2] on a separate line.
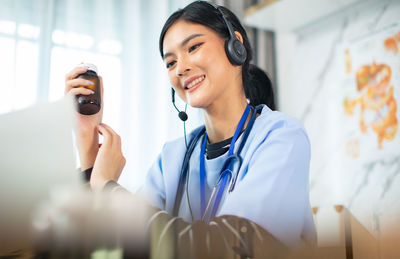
[176, 56, 191, 77]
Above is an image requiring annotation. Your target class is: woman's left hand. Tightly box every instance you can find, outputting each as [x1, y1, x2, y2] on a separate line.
[90, 123, 126, 191]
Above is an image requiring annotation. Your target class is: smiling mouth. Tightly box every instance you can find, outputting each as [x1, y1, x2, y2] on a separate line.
[185, 75, 205, 89]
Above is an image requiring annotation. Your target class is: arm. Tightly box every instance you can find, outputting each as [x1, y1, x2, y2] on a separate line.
[65, 66, 104, 171]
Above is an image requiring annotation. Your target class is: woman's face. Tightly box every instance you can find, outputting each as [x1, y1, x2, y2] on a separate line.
[163, 20, 242, 109]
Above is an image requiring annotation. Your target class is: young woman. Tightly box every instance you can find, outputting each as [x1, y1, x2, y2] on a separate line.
[65, 1, 315, 257]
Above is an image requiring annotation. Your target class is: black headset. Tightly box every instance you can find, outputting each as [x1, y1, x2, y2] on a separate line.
[207, 1, 247, 66]
[172, 1, 247, 121]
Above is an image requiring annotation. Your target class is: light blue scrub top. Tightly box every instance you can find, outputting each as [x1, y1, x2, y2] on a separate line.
[139, 105, 316, 246]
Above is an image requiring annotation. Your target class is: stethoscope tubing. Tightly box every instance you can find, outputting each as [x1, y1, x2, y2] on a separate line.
[202, 105, 259, 222]
[173, 126, 206, 217]
[200, 104, 251, 219]
[173, 105, 262, 221]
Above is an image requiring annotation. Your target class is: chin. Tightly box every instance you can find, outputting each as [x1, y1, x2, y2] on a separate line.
[185, 87, 216, 109]
[187, 101, 204, 109]
[186, 96, 209, 109]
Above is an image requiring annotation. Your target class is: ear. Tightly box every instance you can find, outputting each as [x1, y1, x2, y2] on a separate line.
[234, 31, 244, 44]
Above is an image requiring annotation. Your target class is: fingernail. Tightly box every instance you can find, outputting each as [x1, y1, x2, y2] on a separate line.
[88, 81, 94, 85]
[88, 89, 95, 94]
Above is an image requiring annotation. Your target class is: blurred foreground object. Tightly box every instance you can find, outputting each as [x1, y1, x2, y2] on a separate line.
[32, 188, 150, 258]
[0, 97, 80, 255]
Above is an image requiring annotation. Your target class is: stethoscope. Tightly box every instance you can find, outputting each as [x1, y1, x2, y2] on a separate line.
[172, 103, 263, 223]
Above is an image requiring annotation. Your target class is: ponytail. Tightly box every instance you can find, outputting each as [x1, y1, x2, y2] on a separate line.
[244, 64, 276, 110]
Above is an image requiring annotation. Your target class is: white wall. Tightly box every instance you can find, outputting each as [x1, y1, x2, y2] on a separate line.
[276, 0, 400, 244]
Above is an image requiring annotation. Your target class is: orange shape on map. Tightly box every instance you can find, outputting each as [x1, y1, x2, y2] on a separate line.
[385, 38, 398, 54]
[384, 31, 400, 55]
[344, 62, 398, 149]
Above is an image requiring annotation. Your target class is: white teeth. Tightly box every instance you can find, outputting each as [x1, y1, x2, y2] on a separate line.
[187, 76, 205, 89]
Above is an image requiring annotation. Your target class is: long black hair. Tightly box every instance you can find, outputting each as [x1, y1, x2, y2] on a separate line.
[159, 1, 273, 107]
[248, 64, 276, 110]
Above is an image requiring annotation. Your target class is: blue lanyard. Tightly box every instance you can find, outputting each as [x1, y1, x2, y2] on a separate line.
[199, 104, 251, 221]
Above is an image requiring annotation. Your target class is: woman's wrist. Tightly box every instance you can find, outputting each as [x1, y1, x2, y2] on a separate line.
[78, 132, 99, 170]
[90, 175, 109, 191]
[79, 148, 98, 171]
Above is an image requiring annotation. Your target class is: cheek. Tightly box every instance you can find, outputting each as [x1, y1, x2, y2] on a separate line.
[200, 50, 229, 82]
[168, 70, 179, 87]
[194, 47, 218, 67]
[200, 43, 228, 68]
[168, 70, 187, 100]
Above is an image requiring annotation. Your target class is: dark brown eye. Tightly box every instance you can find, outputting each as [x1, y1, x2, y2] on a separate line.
[188, 42, 203, 53]
[166, 60, 176, 69]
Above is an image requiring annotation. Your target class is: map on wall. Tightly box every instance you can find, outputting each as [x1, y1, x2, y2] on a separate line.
[342, 26, 400, 159]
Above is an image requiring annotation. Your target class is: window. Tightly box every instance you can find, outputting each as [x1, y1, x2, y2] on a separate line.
[0, 21, 39, 113]
[48, 29, 123, 131]
[0, 20, 123, 131]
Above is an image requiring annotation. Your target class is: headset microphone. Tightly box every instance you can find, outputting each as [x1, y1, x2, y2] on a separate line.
[171, 88, 188, 121]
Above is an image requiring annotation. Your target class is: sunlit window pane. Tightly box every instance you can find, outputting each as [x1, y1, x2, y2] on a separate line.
[0, 20, 16, 35]
[14, 40, 38, 110]
[0, 37, 15, 114]
[52, 29, 65, 45]
[98, 39, 122, 55]
[65, 32, 94, 49]
[101, 57, 121, 132]
[52, 30, 94, 49]
[18, 24, 40, 39]
[53, 30, 94, 49]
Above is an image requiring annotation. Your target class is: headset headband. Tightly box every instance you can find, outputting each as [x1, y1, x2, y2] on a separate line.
[200, 1, 247, 66]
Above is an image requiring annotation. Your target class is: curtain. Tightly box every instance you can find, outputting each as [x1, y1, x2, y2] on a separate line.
[0, 0, 201, 192]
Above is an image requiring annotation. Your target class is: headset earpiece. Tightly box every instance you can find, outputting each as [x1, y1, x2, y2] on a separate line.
[225, 36, 247, 66]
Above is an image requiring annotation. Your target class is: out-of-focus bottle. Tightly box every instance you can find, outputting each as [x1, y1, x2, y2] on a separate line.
[75, 63, 101, 115]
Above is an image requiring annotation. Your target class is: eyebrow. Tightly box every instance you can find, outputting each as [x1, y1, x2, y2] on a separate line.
[163, 33, 204, 60]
